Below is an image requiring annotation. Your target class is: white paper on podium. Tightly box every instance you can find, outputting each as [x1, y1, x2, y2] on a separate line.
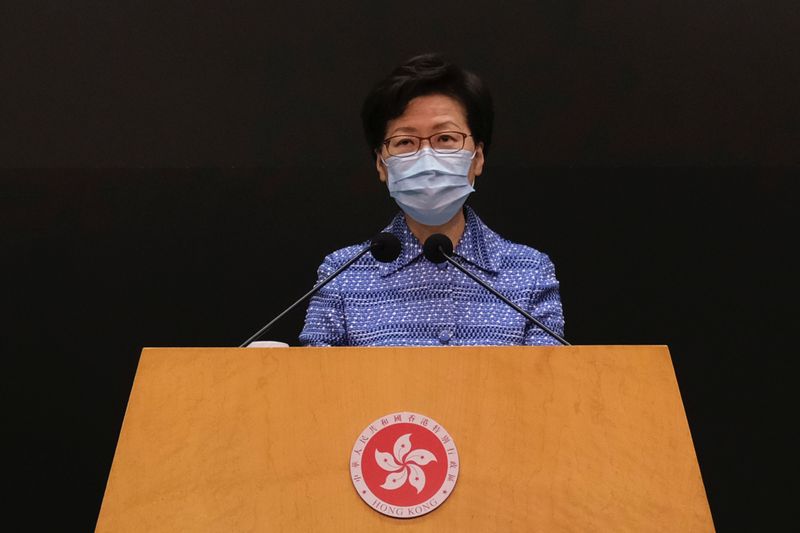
[246, 341, 289, 348]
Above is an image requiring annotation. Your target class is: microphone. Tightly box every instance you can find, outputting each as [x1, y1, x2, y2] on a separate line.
[422, 233, 570, 346]
[240, 232, 401, 347]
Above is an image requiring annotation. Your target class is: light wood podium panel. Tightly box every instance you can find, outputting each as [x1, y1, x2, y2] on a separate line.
[96, 346, 714, 532]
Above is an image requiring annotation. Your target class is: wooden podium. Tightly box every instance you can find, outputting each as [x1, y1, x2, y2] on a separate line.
[96, 346, 714, 531]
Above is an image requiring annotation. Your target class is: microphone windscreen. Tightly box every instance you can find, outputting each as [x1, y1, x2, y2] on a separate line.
[423, 234, 453, 264]
[370, 232, 402, 263]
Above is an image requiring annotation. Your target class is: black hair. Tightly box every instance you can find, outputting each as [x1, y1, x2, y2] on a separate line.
[361, 53, 494, 157]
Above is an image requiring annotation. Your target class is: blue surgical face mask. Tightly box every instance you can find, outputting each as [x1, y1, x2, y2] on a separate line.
[384, 147, 476, 226]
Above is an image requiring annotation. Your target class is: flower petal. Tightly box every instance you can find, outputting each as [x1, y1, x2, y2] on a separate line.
[375, 449, 402, 472]
[393, 433, 412, 463]
[380, 467, 408, 490]
[407, 463, 426, 494]
[405, 448, 437, 466]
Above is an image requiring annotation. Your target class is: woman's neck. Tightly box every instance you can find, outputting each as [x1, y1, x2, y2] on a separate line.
[405, 210, 466, 250]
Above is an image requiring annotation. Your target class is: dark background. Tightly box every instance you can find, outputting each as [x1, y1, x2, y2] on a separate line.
[2, 1, 797, 531]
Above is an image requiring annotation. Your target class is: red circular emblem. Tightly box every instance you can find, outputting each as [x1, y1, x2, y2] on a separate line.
[350, 412, 459, 518]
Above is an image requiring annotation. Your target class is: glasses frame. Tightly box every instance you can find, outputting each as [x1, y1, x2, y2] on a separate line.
[381, 131, 473, 158]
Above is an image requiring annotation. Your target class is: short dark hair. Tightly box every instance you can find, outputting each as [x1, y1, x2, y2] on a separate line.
[361, 53, 494, 157]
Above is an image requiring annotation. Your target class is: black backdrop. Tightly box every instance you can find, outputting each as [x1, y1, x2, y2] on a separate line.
[2, 1, 798, 531]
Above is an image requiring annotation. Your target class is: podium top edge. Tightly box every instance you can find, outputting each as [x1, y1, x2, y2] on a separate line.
[140, 345, 670, 351]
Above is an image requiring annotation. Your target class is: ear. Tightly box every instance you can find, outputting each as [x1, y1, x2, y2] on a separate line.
[375, 150, 388, 183]
[469, 143, 485, 185]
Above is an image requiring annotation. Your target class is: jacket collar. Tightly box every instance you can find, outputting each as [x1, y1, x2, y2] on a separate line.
[378, 206, 501, 277]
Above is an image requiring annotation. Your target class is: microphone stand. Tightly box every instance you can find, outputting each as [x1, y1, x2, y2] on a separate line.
[439, 247, 571, 346]
[239, 246, 370, 347]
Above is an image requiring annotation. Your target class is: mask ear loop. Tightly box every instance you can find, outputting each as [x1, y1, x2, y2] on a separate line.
[468, 142, 480, 187]
[376, 146, 391, 166]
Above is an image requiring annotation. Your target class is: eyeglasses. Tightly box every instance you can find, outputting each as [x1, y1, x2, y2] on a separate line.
[381, 131, 473, 158]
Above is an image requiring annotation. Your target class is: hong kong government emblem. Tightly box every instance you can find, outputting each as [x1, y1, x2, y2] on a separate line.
[349, 412, 459, 518]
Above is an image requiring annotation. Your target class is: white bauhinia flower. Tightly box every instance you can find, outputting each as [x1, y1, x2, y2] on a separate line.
[376, 433, 437, 493]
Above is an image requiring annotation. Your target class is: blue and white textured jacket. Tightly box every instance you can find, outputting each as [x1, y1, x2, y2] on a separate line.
[300, 206, 564, 346]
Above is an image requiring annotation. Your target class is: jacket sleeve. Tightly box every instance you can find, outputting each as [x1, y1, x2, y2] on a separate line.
[298, 254, 348, 346]
[523, 253, 565, 346]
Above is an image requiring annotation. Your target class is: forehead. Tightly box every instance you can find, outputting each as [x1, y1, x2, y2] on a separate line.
[386, 94, 468, 135]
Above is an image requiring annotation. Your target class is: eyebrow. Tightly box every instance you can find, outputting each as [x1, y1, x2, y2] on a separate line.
[389, 121, 464, 136]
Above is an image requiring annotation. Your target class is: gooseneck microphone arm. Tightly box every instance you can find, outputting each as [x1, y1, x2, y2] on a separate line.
[423, 234, 570, 346]
[240, 232, 401, 347]
[441, 253, 570, 345]
[239, 247, 369, 347]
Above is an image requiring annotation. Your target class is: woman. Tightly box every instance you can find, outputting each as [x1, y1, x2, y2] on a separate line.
[300, 54, 564, 346]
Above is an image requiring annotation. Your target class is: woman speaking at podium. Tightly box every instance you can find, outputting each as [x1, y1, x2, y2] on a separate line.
[300, 54, 564, 347]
